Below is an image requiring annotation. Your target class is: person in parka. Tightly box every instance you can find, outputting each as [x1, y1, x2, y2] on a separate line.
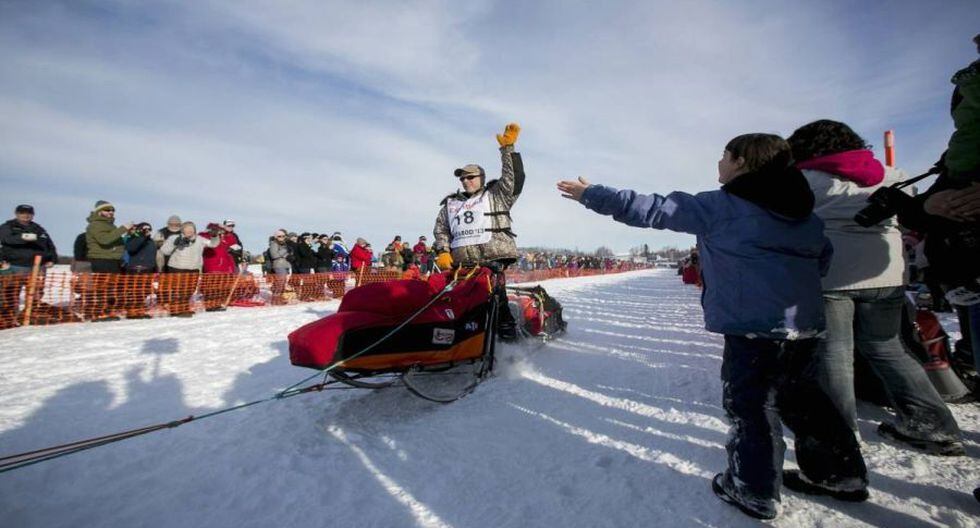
[944, 33, 980, 181]
[314, 235, 336, 273]
[433, 122, 525, 340]
[85, 200, 133, 273]
[0, 205, 58, 328]
[558, 133, 867, 520]
[293, 233, 318, 274]
[123, 222, 156, 318]
[154, 215, 183, 271]
[0, 204, 58, 271]
[160, 221, 220, 316]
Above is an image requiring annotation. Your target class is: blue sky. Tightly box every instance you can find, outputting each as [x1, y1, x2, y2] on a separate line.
[1, 0, 978, 255]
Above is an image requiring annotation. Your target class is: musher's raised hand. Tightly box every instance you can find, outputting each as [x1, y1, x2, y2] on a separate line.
[496, 123, 521, 147]
[557, 177, 591, 202]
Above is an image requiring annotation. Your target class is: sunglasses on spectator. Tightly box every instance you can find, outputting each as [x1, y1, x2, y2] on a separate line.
[103, 208, 115, 212]
[458, 175, 480, 182]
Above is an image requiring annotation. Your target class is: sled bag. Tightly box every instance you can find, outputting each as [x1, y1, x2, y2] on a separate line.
[508, 285, 567, 337]
[289, 267, 494, 371]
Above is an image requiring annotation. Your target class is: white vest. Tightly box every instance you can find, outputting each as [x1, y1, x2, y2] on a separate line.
[447, 192, 494, 249]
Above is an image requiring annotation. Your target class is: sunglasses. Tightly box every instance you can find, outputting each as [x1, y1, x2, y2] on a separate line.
[103, 208, 116, 212]
[458, 175, 481, 182]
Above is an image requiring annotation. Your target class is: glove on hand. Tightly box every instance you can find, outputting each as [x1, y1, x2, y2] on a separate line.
[435, 252, 453, 270]
[21, 233, 38, 242]
[496, 122, 521, 147]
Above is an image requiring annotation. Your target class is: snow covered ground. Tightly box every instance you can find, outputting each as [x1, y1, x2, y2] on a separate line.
[1, 269, 977, 527]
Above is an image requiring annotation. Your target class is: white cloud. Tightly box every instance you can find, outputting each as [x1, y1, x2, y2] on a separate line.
[1, 0, 978, 254]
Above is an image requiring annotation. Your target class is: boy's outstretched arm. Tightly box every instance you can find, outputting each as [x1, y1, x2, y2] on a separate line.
[558, 178, 711, 235]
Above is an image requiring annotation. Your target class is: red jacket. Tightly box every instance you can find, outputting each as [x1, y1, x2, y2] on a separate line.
[201, 231, 237, 273]
[413, 242, 429, 263]
[350, 244, 372, 271]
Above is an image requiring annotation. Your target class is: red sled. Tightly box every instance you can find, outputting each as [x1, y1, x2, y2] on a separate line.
[288, 267, 500, 402]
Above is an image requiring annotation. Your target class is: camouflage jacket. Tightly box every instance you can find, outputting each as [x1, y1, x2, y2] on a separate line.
[433, 145, 525, 265]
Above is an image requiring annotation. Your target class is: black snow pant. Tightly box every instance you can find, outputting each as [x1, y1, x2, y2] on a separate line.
[484, 260, 516, 338]
[721, 335, 867, 502]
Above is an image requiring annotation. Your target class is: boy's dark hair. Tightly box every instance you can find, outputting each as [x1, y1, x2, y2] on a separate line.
[725, 133, 793, 172]
[786, 120, 870, 162]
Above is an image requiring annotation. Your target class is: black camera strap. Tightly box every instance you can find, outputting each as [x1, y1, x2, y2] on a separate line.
[891, 166, 942, 190]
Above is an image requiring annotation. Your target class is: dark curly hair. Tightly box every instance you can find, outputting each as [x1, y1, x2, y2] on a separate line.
[786, 120, 871, 162]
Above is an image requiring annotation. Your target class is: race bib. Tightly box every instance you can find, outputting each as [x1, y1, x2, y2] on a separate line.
[447, 193, 493, 249]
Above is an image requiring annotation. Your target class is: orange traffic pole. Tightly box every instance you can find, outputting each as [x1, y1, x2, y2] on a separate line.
[884, 130, 895, 167]
[22, 255, 43, 327]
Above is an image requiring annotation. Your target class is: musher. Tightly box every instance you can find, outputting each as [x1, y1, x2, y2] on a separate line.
[433, 122, 525, 341]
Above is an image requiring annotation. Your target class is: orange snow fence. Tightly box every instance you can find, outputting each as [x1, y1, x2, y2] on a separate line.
[0, 264, 649, 330]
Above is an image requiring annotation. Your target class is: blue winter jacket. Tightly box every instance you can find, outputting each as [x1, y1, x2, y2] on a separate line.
[580, 184, 832, 338]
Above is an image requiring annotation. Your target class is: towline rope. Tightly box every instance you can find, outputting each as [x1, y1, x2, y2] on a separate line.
[0, 270, 477, 475]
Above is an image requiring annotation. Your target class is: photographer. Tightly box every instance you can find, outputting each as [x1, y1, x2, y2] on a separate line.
[789, 120, 963, 456]
[85, 200, 133, 321]
[314, 234, 336, 273]
[897, 35, 980, 399]
[123, 222, 156, 318]
[201, 222, 238, 311]
[153, 215, 183, 271]
[221, 220, 245, 272]
[160, 221, 220, 317]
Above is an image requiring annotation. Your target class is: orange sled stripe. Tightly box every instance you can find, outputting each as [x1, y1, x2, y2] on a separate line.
[341, 333, 486, 371]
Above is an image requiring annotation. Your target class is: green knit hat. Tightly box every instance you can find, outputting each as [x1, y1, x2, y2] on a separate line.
[92, 200, 114, 213]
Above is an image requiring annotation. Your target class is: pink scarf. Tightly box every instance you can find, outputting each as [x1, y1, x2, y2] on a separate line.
[796, 150, 885, 187]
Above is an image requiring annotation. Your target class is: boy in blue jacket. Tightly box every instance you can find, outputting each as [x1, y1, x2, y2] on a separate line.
[558, 133, 867, 520]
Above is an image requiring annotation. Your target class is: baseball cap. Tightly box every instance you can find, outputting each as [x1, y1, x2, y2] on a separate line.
[454, 164, 484, 178]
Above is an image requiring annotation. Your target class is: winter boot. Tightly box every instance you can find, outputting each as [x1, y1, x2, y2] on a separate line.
[877, 422, 966, 456]
[497, 316, 518, 342]
[493, 280, 518, 342]
[711, 473, 777, 520]
[782, 470, 869, 502]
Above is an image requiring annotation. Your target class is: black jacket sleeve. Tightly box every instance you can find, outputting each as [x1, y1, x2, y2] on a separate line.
[125, 235, 150, 255]
[512, 152, 525, 196]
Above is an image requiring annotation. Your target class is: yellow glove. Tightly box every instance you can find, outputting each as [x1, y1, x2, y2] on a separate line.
[435, 252, 453, 270]
[496, 122, 521, 147]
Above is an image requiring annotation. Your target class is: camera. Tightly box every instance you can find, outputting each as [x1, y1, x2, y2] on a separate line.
[854, 186, 915, 227]
[853, 167, 939, 227]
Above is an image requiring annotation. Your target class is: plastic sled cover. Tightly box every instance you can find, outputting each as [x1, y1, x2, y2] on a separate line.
[289, 268, 494, 371]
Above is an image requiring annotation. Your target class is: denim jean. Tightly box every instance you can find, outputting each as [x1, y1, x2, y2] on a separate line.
[721, 336, 866, 502]
[818, 286, 961, 442]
